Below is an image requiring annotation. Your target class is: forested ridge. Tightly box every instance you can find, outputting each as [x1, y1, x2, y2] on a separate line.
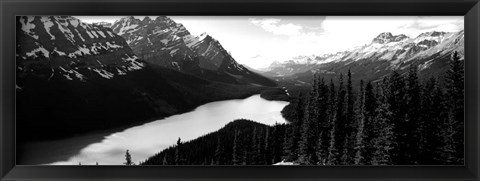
[141, 119, 287, 165]
[139, 52, 464, 165]
[284, 52, 464, 165]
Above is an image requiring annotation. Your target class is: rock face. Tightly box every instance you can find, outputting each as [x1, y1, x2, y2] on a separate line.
[261, 30, 464, 83]
[16, 16, 145, 82]
[372, 32, 409, 44]
[15, 16, 268, 142]
[111, 16, 276, 86]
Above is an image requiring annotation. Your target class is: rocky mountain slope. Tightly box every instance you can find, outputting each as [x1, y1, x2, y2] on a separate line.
[262, 30, 464, 85]
[16, 16, 269, 142]
[111, 16, 275, 86]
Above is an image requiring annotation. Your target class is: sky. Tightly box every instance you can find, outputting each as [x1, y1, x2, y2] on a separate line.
[74, 16, 464, 69]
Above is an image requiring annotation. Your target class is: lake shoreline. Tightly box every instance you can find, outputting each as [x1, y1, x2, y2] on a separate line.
[17, 94, 289, 165]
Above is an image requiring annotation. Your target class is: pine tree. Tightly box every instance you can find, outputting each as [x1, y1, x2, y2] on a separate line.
[335, 74, 347, 164]
[343, 69, 356, 164]
[326, 116, 338, 165]
[162, 154, 169, 165]
[284, 94, 305, 161]
[405, 64, 422, 164]
[215, 136, 226, 165]
[264, 127, 273, 165]
[299, 76, 320, 165]
[371, 84, 395, 165]
[256, 128, 265, 165]
[443, 51, 464, 164]
[386, 71, 408, 164]
[270, 125, 284, 164]
[419, 77, 446, 164]
[232, 129, 242, 165]
[354, 80, 366, 165]
[316, 77, 331, 165]
[362, 81, 376, 164]
[174, 138, 182, 165]
[250, 127, 259, 165]
[326, 79, 338, 165]
[124, 149, 133, 165]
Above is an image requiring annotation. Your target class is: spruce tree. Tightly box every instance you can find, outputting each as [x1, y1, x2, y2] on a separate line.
[215, 136, 225, 165]
[174, 138, 182, 165]
[256, 128, 265, 165]
[335, 74, 347, 164]
[386, 71, 408, 164]
[443, 51, 464, 164]
[328, 74, 346, 165]
[419, 77, 446, 164]
[250, 127, 259, 165]
[344, 69, 356, 164]
[326, 79, 338, 165]
[264, 127, 273, 165]
[371, 83, 395, 165]
[354, 80, 366, 165]
[362, 81, 376, 164]
[162, 154, 168, 165]
[284, 94, 305, 161]
[405, 64, 422, 164]
[299, 76, 320, 165]
[317, 77, 331, 165]
[124, 149, 133, 165]
[232, 129, 242, 165]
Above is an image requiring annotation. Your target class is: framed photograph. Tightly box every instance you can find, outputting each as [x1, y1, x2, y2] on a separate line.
[1, 0, 479, 180]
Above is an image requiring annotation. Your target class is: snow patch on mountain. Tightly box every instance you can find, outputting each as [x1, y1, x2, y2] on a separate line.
[17, 16, 147, 81]
[20, 16, 38, 39]
[26, 46, 50, 58]
[40, 17, 56, 40]
[264, 30, 464, 77]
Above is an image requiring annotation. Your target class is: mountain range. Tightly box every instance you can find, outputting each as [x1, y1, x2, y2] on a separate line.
[261, 30, 464, 85]
[15, 16, 274, 141]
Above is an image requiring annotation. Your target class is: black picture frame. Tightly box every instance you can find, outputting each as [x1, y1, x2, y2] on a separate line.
[1, 0, 479, 180]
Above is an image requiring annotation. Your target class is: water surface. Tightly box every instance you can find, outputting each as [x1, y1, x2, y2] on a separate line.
[50, 95, 289, 165]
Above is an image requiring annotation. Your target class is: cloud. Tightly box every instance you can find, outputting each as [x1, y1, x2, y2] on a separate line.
[174, 16, 463, 69]
[249, 18, 304, 36]
[246, 16, 464, 68]
[398, 16, 464, 34]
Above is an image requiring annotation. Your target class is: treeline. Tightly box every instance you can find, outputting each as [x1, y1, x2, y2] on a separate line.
[282, 52, 464, 165]
[140, 119, 287, 165]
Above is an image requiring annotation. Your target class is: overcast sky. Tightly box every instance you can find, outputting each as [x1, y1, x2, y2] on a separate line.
[74, 16, 463, 69]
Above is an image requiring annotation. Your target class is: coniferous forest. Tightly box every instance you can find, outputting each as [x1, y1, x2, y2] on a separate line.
[140, 52, 464, 166]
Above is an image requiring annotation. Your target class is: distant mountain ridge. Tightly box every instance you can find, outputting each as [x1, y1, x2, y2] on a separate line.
[111, 16, 276, 86]
[262, 30, 464, 79]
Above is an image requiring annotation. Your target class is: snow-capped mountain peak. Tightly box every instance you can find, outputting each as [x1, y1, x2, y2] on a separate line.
[417, 31, 446, 38]
[111, 16, 275, 86]
[262, 29, 464, 77]
[372, 32, 409, 44]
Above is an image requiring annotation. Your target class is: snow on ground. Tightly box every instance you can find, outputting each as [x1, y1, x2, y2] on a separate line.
[273, 160, 298, 165]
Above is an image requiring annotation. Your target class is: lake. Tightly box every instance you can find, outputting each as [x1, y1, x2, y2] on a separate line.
[47, 94, 289, 165]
